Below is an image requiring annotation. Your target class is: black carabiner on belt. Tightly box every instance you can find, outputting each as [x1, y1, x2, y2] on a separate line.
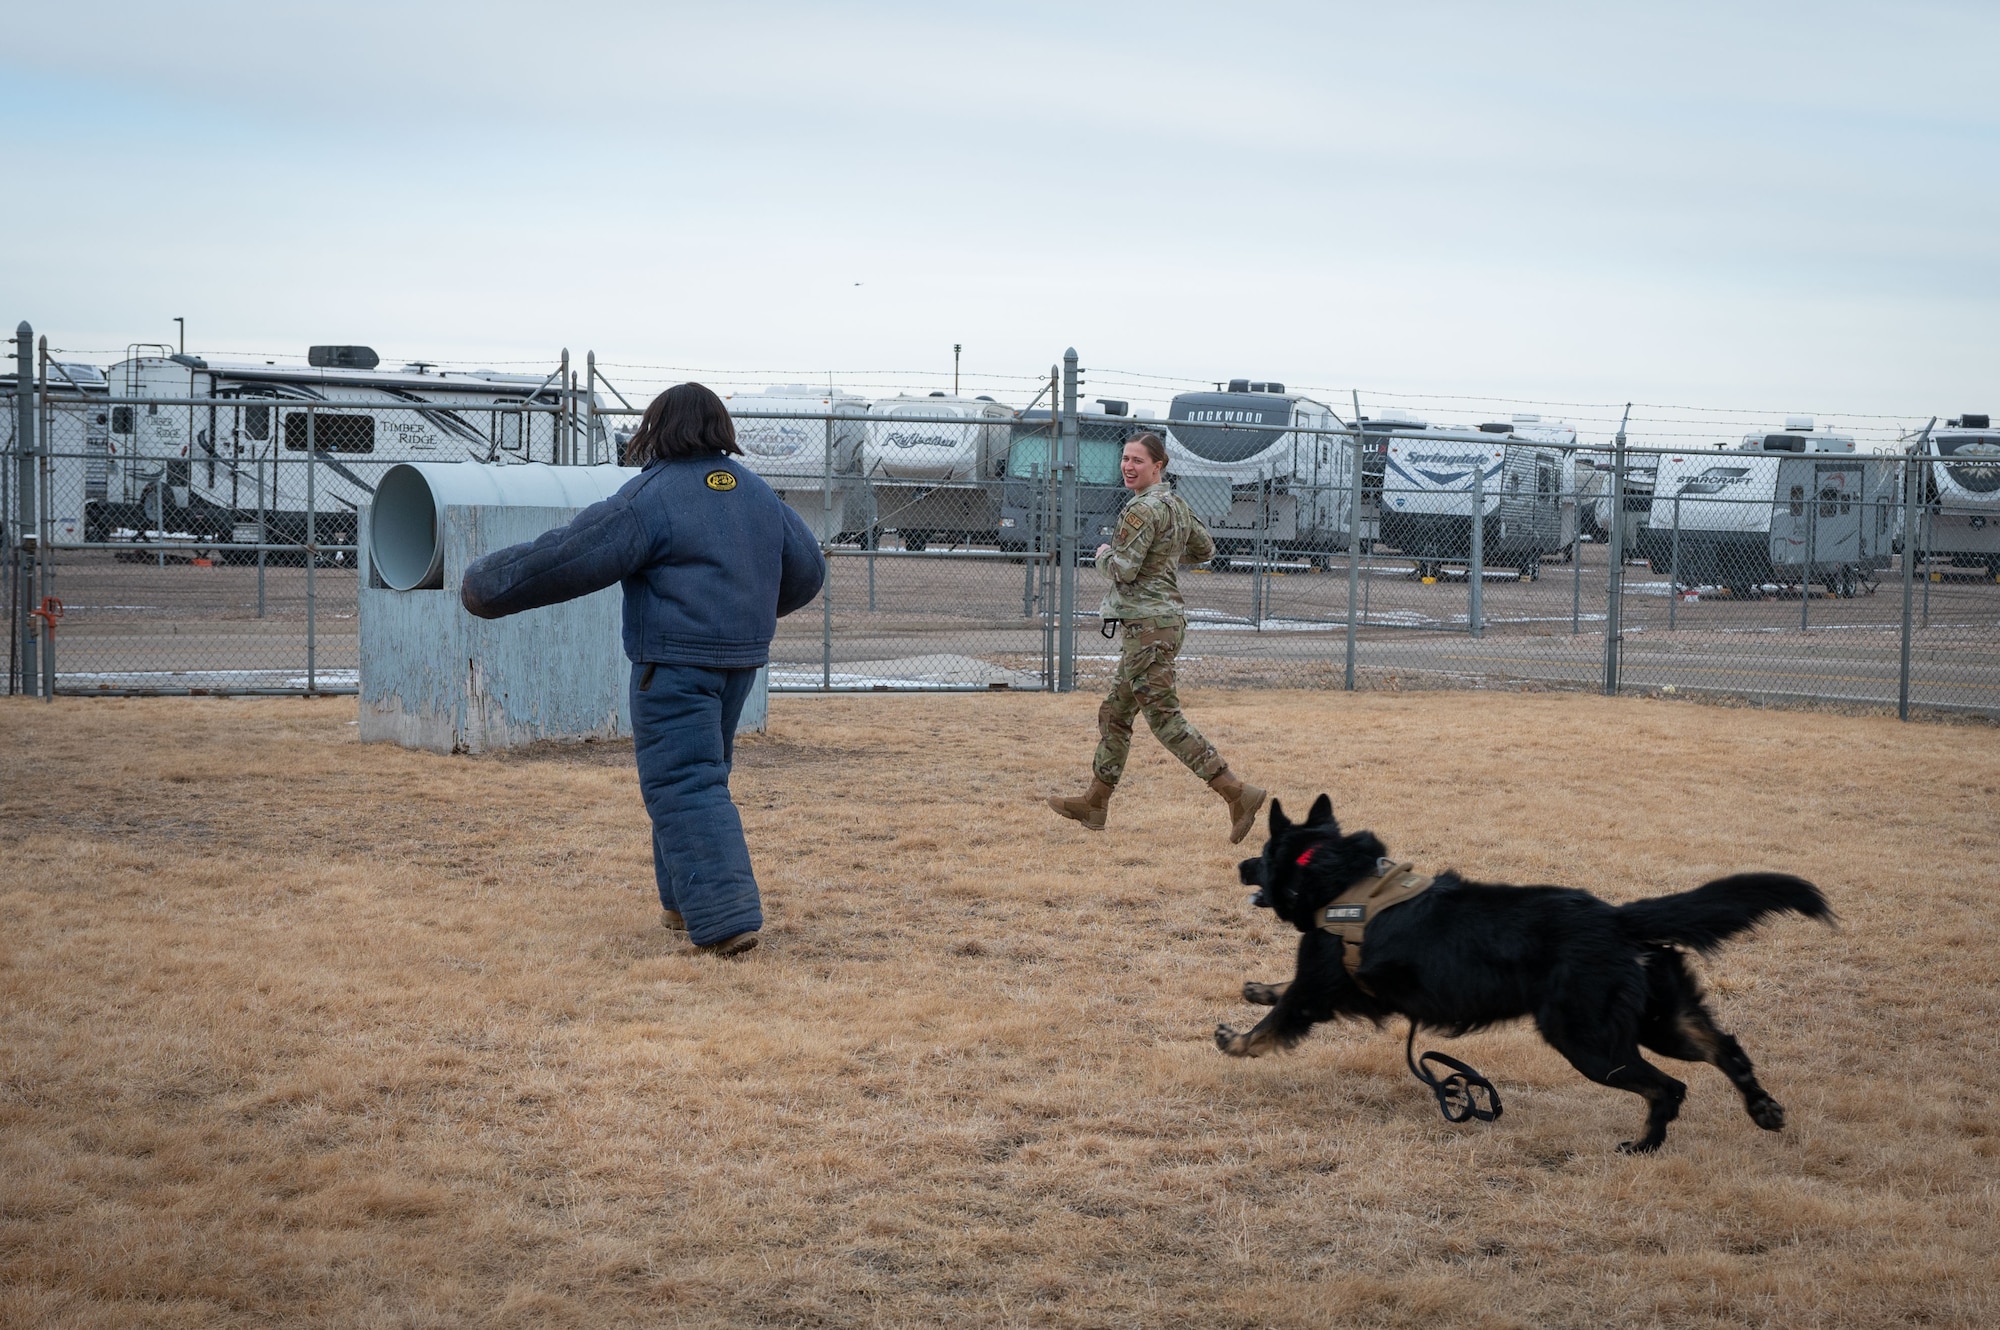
[1100, 618, 1121, 640]
[1405, 1022, 1502, 1124]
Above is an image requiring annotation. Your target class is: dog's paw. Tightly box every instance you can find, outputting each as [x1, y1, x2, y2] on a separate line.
[1215, 1023, 1252, 1056]
[1616, 1137, 1664, 1155]
[1747, 1095, 1786, 1131]
[1242, 981, 1284, 1006]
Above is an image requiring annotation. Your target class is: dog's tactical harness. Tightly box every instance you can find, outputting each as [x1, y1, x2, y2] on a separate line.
[1301, 853, 1504, 1125]
[1307, 857, 1434, 992]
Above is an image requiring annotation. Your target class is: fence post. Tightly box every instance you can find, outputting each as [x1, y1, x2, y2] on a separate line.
[14, 321, 36, 696]
[1899, 427, 1931, 720]
[1345, 393, 1363, 691]
[557, 349, 570, 465]
[256, 437, 267, 618]
[1058, 348, 1078, 693]
[36, 335, 53, 698]
[306, 406, 317, 694]
[1571, 449, 1582, 634]
[822, 411, 833, 691]
[585, 351, 598, 466]
[1603, 404, 1630, 695]
[1468, 456, 1484, 638]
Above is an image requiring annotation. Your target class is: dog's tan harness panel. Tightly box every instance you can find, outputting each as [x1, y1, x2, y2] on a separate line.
[1312, 860, 1434, 989]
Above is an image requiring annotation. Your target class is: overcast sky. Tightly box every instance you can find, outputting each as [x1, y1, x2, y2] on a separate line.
[4, 1, 1994, 439]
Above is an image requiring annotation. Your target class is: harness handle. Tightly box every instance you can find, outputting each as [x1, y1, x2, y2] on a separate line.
[1404, 1022, 1503, 1124]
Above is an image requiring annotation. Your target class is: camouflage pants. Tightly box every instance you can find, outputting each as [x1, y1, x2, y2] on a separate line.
[1092, 620, 1226, 787]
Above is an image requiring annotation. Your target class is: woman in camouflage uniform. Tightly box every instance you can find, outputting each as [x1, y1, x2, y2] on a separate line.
[1048, 432, 1266, 842]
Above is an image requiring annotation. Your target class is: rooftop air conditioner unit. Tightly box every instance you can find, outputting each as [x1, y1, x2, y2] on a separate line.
[309, 345, 381, 370]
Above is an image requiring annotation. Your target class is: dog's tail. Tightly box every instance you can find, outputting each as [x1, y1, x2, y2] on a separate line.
[1615, 873, 1832, 955]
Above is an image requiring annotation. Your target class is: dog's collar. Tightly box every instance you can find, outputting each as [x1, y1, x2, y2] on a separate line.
[1312, 858, 1434, 989]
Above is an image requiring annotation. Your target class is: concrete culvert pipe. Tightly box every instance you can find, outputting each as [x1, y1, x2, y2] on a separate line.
[370, 462, 638, 591]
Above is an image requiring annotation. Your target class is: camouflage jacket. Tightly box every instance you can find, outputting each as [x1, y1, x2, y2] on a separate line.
[1095, 482, 1215, 623]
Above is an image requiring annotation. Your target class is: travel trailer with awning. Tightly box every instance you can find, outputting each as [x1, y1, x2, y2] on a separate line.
[860, 393, 1014, 548]
[1376, 415, 1576, 578]
[1164, 379, 1361, 557]
[1644, 418, 1890, 595]
[1908, 414, 2000, 577]
[92, 348, 610, 555]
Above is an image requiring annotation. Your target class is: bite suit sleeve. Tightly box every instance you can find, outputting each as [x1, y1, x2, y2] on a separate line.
[774, 503, 828, 618]
[459, 495, 651, 619]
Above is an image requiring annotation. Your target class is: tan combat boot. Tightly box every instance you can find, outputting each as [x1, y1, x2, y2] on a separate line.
[1047, 778, 1114, 831]
[1207, 768, 1267, 845]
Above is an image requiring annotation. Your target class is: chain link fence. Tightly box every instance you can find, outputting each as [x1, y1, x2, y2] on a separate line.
[8, 331, 1996, 717]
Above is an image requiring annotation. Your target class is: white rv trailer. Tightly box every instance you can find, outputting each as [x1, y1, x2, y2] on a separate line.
[1376, 415, 1575, 578]
[1908, 414, 2000, 577]
[860, 393, 1014, 549]
[93, 347, 610, 556]
[723, 385, 871, 543]
[1164, 380, 1359, 558]
[4, 361, 110, 548]
[1642, 418, 1888, 595]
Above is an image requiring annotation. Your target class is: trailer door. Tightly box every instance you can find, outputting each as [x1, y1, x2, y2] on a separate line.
[1811, 461, 1863, 566]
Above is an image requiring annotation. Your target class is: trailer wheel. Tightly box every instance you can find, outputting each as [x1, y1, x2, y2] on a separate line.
[1524, 555, 1541, 581]
[902, 530, 927, 552]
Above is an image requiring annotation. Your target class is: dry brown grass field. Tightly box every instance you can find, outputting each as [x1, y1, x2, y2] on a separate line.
[3, 690, 1998, 1328]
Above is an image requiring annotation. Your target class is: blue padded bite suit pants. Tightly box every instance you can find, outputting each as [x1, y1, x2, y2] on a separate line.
[630, 662, 763, 946]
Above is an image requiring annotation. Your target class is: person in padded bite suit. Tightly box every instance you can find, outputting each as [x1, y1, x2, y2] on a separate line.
[461, 382, 825, 956]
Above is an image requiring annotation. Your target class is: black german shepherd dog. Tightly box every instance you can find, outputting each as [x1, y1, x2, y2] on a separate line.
[1217, 795, 1833, 1152]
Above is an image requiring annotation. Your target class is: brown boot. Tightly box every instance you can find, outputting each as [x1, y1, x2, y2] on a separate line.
[1207, 768, 1266, 845]
[1047, 777, 1114, 831]
[695, 931, 759, 957]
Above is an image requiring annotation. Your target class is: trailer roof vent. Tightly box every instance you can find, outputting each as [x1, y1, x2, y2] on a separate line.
[1227, 378, 1251, 393]
[309, 345, 380, 370]
[1784, 415, 1815, 431]
[1248, 381, 1285, 394]
[1959, 413, 1990, 429]
[928, 390, 947, 397]
[1096, 398, 1129, 416]
[1511, 413, 1542, 423]
[1478, 422, 1514, 434]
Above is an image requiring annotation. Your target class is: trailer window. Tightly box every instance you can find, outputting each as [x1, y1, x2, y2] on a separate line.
[284, 412, 375, 453]
[1820, 487, 1839, 518]
[1078, 439, 1121, 486]
[111, 406, 134, 435]
[494, 411, 524, 453]
[243, 405, 270, 441]
[1008, 435, 1050, 478]
[1789, 485, 1804, 517]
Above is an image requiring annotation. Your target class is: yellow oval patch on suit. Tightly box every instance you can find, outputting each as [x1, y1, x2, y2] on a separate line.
[705, 470, 737, 491]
